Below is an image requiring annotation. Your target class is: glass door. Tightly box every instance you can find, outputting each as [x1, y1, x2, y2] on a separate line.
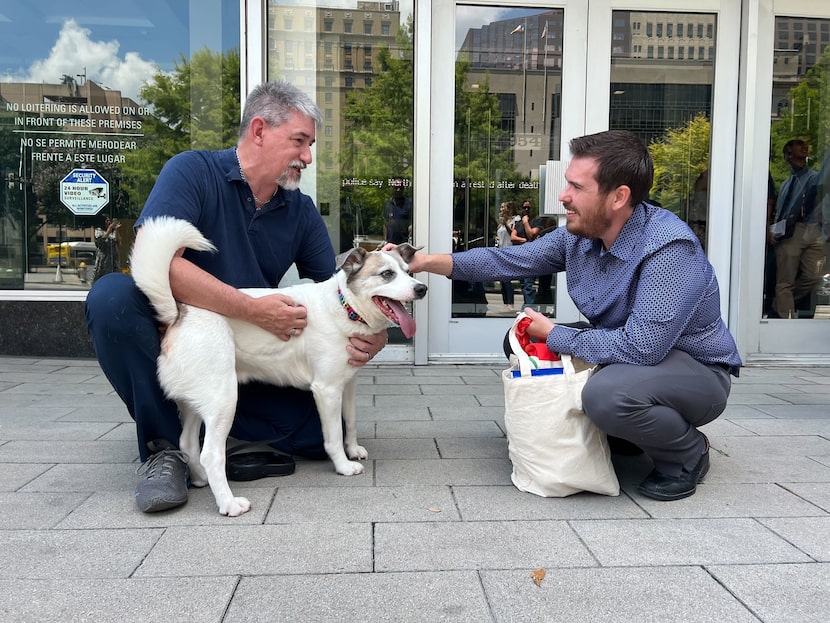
[753, 1, 830, 359]
[429, 0, 739, 359]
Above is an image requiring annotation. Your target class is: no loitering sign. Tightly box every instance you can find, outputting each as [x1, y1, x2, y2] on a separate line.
[60, 168, 110, 215]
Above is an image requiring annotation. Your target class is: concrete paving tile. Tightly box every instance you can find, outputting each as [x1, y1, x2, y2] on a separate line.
[56, 487, 275, 528]
[713, 435, 830, 455]
[0, 405, 75, 420]
[375, 520, 598, 571]
[781, 383, 830, 393]
[725, 394, 790, 405]
[374, 375, 465, 384]
[0, 528, 162, 579]
[728, 418, 830, 435]
[782, 482, 830, 511]
[0, 492, 89, 528]
[0, 462, 52, 490]
[421, 382, 503, 395]
[728, 383, 796, 394]
[357, 383, 423, 395]
[452, 485, 646, 520]
[436, 436, 508, 458]
[19, 462, 137, 492]
[2, 382, 115, 395]
[375, 458, 514, 486]
[225, 571, 489, 623]
[360, 437, 439, 459]
[708, 563, 830, 623]
[98, 421, 138, 440]
[698, 418, 758, 436]
[628, 483, 828, 518]
[765, 393, 830, 405]
[0, 420, 117, 440]
[228, 457, 376, 488]
[133, 524, 372, 577]
[430, 405, 505, 420]
[374, 393, 481, 408]
[58, 404, 132, 422]
[266, 485, 459, 523]
[569, 518, 813, 566]
[758, 516, 830, 561]
[481, 567, 758, 623]
[377, 420, 504, 438]
[477, 393, 506, 407]
[755, 404, 830, 418]
[719, 405, 775, 418]
[0, 577, 236, 623]
[0, 392, 124, 408]
[355, 406, 432, 420]
[0, 439, 137, 463]
[705, 452, 830, 483]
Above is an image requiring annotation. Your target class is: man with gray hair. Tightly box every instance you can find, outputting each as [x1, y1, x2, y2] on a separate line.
[86, 81, 388, 513]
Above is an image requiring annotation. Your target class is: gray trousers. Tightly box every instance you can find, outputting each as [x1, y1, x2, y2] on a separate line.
[581, 350, 731, 476]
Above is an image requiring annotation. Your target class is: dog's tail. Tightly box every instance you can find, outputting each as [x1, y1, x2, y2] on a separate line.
[130, 216, 216, 325]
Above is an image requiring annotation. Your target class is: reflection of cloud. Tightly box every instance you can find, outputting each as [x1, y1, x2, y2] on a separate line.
[456, 7, 511, 49]
[23, 20, 156, 101]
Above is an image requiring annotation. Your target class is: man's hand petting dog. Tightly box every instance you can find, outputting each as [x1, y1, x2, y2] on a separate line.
[247, 292, 308, 340]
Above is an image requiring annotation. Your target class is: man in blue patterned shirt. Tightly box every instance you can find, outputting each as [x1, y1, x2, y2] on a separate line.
[405, 130, 742, 501]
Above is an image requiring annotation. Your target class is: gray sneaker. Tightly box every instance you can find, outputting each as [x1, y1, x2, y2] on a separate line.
[134, 440, 190, 513]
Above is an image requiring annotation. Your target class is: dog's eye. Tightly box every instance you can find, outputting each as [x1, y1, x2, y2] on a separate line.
[380, 269, 395, 279]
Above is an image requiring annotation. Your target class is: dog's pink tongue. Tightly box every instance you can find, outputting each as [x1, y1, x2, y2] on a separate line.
[388, 300, 416, 339]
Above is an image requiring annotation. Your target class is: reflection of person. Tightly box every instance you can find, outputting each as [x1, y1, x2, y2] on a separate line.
[383, 178, 413, 244]
[92, 215, 120, 283]
[401, 130, 741, 501]
[510, 199, 539, 306]
[85, 81, 388, 513]
[763, 172, 778, 317]
[496, 201, 516, 310]
[770, 139, 825, 319]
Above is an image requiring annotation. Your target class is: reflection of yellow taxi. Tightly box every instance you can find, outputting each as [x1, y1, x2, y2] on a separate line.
[46, 242, 97, 268]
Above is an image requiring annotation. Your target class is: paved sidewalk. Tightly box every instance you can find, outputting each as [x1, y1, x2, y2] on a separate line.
[0, 357, 828, 622]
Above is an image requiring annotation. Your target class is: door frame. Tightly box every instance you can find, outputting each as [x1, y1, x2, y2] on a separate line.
[426, 0, 741, 362]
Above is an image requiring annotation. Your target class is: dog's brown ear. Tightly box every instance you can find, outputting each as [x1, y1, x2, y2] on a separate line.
[336, 247, 368, 274]
[392, 243, 423, 265]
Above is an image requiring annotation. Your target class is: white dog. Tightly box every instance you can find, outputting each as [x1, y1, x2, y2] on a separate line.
[130, 216, 427, 516]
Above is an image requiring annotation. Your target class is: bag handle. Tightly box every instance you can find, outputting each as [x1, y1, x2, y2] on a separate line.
[509, 313, 575, 376]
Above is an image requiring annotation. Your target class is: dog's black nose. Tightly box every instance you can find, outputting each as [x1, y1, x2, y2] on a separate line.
[414, 283, 428, 299]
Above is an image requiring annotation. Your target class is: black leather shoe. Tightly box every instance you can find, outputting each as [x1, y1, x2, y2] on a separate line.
[637, 439, 710, 501]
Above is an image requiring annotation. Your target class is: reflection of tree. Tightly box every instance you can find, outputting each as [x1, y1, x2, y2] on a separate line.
[342, 17, 414, 236]
[769, 44, 830, 187]
[454, 62, 529, 249]
[648, 113, 711, 218]
[121, 47, 241, 208]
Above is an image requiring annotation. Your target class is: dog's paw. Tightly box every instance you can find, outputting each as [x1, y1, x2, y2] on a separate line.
[346, 444, 368, 460]
[336, 460, 365, 476]
[219, 496, 251, 517]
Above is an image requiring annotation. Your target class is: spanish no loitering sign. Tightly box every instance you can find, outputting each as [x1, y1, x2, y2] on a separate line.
[59, 168, 110, 215]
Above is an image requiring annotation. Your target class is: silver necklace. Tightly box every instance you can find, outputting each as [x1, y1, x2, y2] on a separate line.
[235, 148, 276, 205]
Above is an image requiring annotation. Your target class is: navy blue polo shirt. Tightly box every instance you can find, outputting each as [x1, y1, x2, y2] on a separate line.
[136, 147, 335, 288]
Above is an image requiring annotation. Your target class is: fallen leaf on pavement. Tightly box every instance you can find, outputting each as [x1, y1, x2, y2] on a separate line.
[530, 568, 546, 587]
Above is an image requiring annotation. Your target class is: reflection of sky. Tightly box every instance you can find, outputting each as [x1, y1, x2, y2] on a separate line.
[0, 0, 239, 99]
[456, 7, 539, 50]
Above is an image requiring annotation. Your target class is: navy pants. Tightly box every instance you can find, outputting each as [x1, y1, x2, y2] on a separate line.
[84, 273, 327, 461]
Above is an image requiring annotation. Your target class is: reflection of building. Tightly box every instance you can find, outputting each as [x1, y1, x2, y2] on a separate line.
[266, 1, 405, 250]
[458, 10, 719, 172]
[0, 77, 142, 258]
[772, 17, 830, 121]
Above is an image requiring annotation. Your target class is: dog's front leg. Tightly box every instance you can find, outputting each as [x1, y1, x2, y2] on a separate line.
[342, 378, 367, 461]
[312, 382, 364, 475]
